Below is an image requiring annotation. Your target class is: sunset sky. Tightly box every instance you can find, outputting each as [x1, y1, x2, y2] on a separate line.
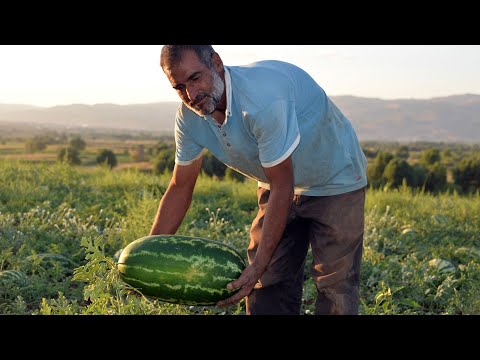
[1, 45, 479, 107]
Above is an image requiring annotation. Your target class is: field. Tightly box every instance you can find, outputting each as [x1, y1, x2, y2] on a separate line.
[1, 159, 479, 315]
[0, 138, 159, 170]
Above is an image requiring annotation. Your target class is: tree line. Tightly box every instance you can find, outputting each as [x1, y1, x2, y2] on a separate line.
[21, 135, 480, 193]
[366, 147, 480, 194]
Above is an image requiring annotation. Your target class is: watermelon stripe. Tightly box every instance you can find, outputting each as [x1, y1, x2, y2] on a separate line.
[138, 236, 244, 259]
[121, 250, 242, 273]
[119, 264, 238, 286]
[121, 275, 232, 295]
[119, 264, 205, 279]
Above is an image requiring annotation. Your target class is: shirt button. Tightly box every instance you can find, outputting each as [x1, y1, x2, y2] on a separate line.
[223, 133, 227, 136]
[227, 143, 231, 147]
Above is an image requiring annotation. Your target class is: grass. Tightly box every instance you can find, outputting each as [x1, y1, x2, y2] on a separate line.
[0, 160, 479, 315]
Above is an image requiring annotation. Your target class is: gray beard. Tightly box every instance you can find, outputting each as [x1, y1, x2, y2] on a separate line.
[186, 69, 225, 117]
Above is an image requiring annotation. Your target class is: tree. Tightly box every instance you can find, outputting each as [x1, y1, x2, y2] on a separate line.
[130, 144, 145, 162]
[25, 136, 47, 153]
[153, 149, 175, 174]
[440, 148, 453, 163]
[410, 164, 427, 189]
[421, 148, 441, 166]
[202, 151, 226, 178]
[396, 145, 410, 160]
[383, 158, 414, 188]
[366, 151, 394, 188]
[96, 149, 117, 169]
[453, 154, 480, 193]
[152, 142, 175, 157]
[57, 147, 81, 165]
[69, 135, 87, 151]
[423, 162, 447, 193]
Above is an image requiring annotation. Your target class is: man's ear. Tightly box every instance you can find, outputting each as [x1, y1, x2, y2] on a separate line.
[212, 52, 223, 71]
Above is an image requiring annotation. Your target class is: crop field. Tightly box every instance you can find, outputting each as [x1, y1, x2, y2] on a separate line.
[1, 159, 479, 315]
[0, 139, 158, 168]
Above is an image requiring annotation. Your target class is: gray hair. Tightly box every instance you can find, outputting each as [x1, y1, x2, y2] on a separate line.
[160, 45, 216, 70]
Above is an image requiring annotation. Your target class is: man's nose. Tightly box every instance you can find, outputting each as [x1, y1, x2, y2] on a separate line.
[186, 85, 197, 103]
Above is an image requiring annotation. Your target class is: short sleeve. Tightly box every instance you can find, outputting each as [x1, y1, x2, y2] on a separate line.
[174, 115, 204, 166]
[251, 99, 300, 168]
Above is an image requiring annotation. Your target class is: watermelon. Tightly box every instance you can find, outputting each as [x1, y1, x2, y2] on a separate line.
[0, 270, 27, 285]
[26, 253, 75, 265]
[117, 235, 246, 305]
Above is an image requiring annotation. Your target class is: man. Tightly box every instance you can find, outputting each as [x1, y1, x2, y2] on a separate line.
[150, 45, 368, 315]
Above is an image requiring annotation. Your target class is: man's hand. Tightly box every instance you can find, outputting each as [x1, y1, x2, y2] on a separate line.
[216, 264, 264, 308]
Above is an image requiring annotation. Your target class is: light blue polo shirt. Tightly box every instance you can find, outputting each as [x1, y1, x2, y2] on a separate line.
[174, 60, 367, 196]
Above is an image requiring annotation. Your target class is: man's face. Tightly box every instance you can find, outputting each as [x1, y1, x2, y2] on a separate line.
[164, 49, 224, 116]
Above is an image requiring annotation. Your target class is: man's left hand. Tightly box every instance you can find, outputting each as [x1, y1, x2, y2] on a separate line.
[216, 264, 263, 307]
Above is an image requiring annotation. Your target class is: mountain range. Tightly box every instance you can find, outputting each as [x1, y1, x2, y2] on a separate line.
[1, 94, 479, 142]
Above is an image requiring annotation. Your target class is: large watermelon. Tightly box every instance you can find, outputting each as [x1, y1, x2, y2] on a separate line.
[117, 235, 246, 305]
[0, 270, 27, 285]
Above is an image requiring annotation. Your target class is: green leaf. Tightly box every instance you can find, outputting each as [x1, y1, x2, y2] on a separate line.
[399, 298, 422, 308]
[428, 259, 456, 274]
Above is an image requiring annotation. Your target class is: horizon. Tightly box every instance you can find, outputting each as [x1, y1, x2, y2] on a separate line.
[1, 45, 479, 107]
[2, 92, 480, 109]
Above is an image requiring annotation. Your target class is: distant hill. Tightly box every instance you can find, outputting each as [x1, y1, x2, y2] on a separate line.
[332, 94, 480, 142]
[0, 102, 180, 133]
[1, 94, 479, 142]
[0, 104, 41, 113]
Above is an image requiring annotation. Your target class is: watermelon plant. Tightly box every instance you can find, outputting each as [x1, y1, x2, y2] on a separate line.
[0, 159, 479, 315]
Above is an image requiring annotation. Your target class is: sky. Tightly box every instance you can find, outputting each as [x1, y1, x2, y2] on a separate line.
[0, 45, 479, 107]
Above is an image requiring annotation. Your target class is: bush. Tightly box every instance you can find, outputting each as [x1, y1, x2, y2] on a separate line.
[96, 149, 117, 169]
[225, 167, 246, 182]
[153, 149, 175, 174]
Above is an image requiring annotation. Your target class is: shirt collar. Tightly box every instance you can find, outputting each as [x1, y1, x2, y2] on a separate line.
[224, 66, 232, 117]
[202, 66, 232, 121]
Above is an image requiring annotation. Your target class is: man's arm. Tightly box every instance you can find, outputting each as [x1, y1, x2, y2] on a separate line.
[149, 156, 203, 235]
[217, 155, 294, 307]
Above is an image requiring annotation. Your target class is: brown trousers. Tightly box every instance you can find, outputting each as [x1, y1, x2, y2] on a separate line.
[246, 186, 366, 315]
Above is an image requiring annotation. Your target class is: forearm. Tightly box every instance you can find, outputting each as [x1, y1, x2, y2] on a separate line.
[216, 157, 295, 307]
[149, 184, 193, 235]
[251, 185, 294, 274]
